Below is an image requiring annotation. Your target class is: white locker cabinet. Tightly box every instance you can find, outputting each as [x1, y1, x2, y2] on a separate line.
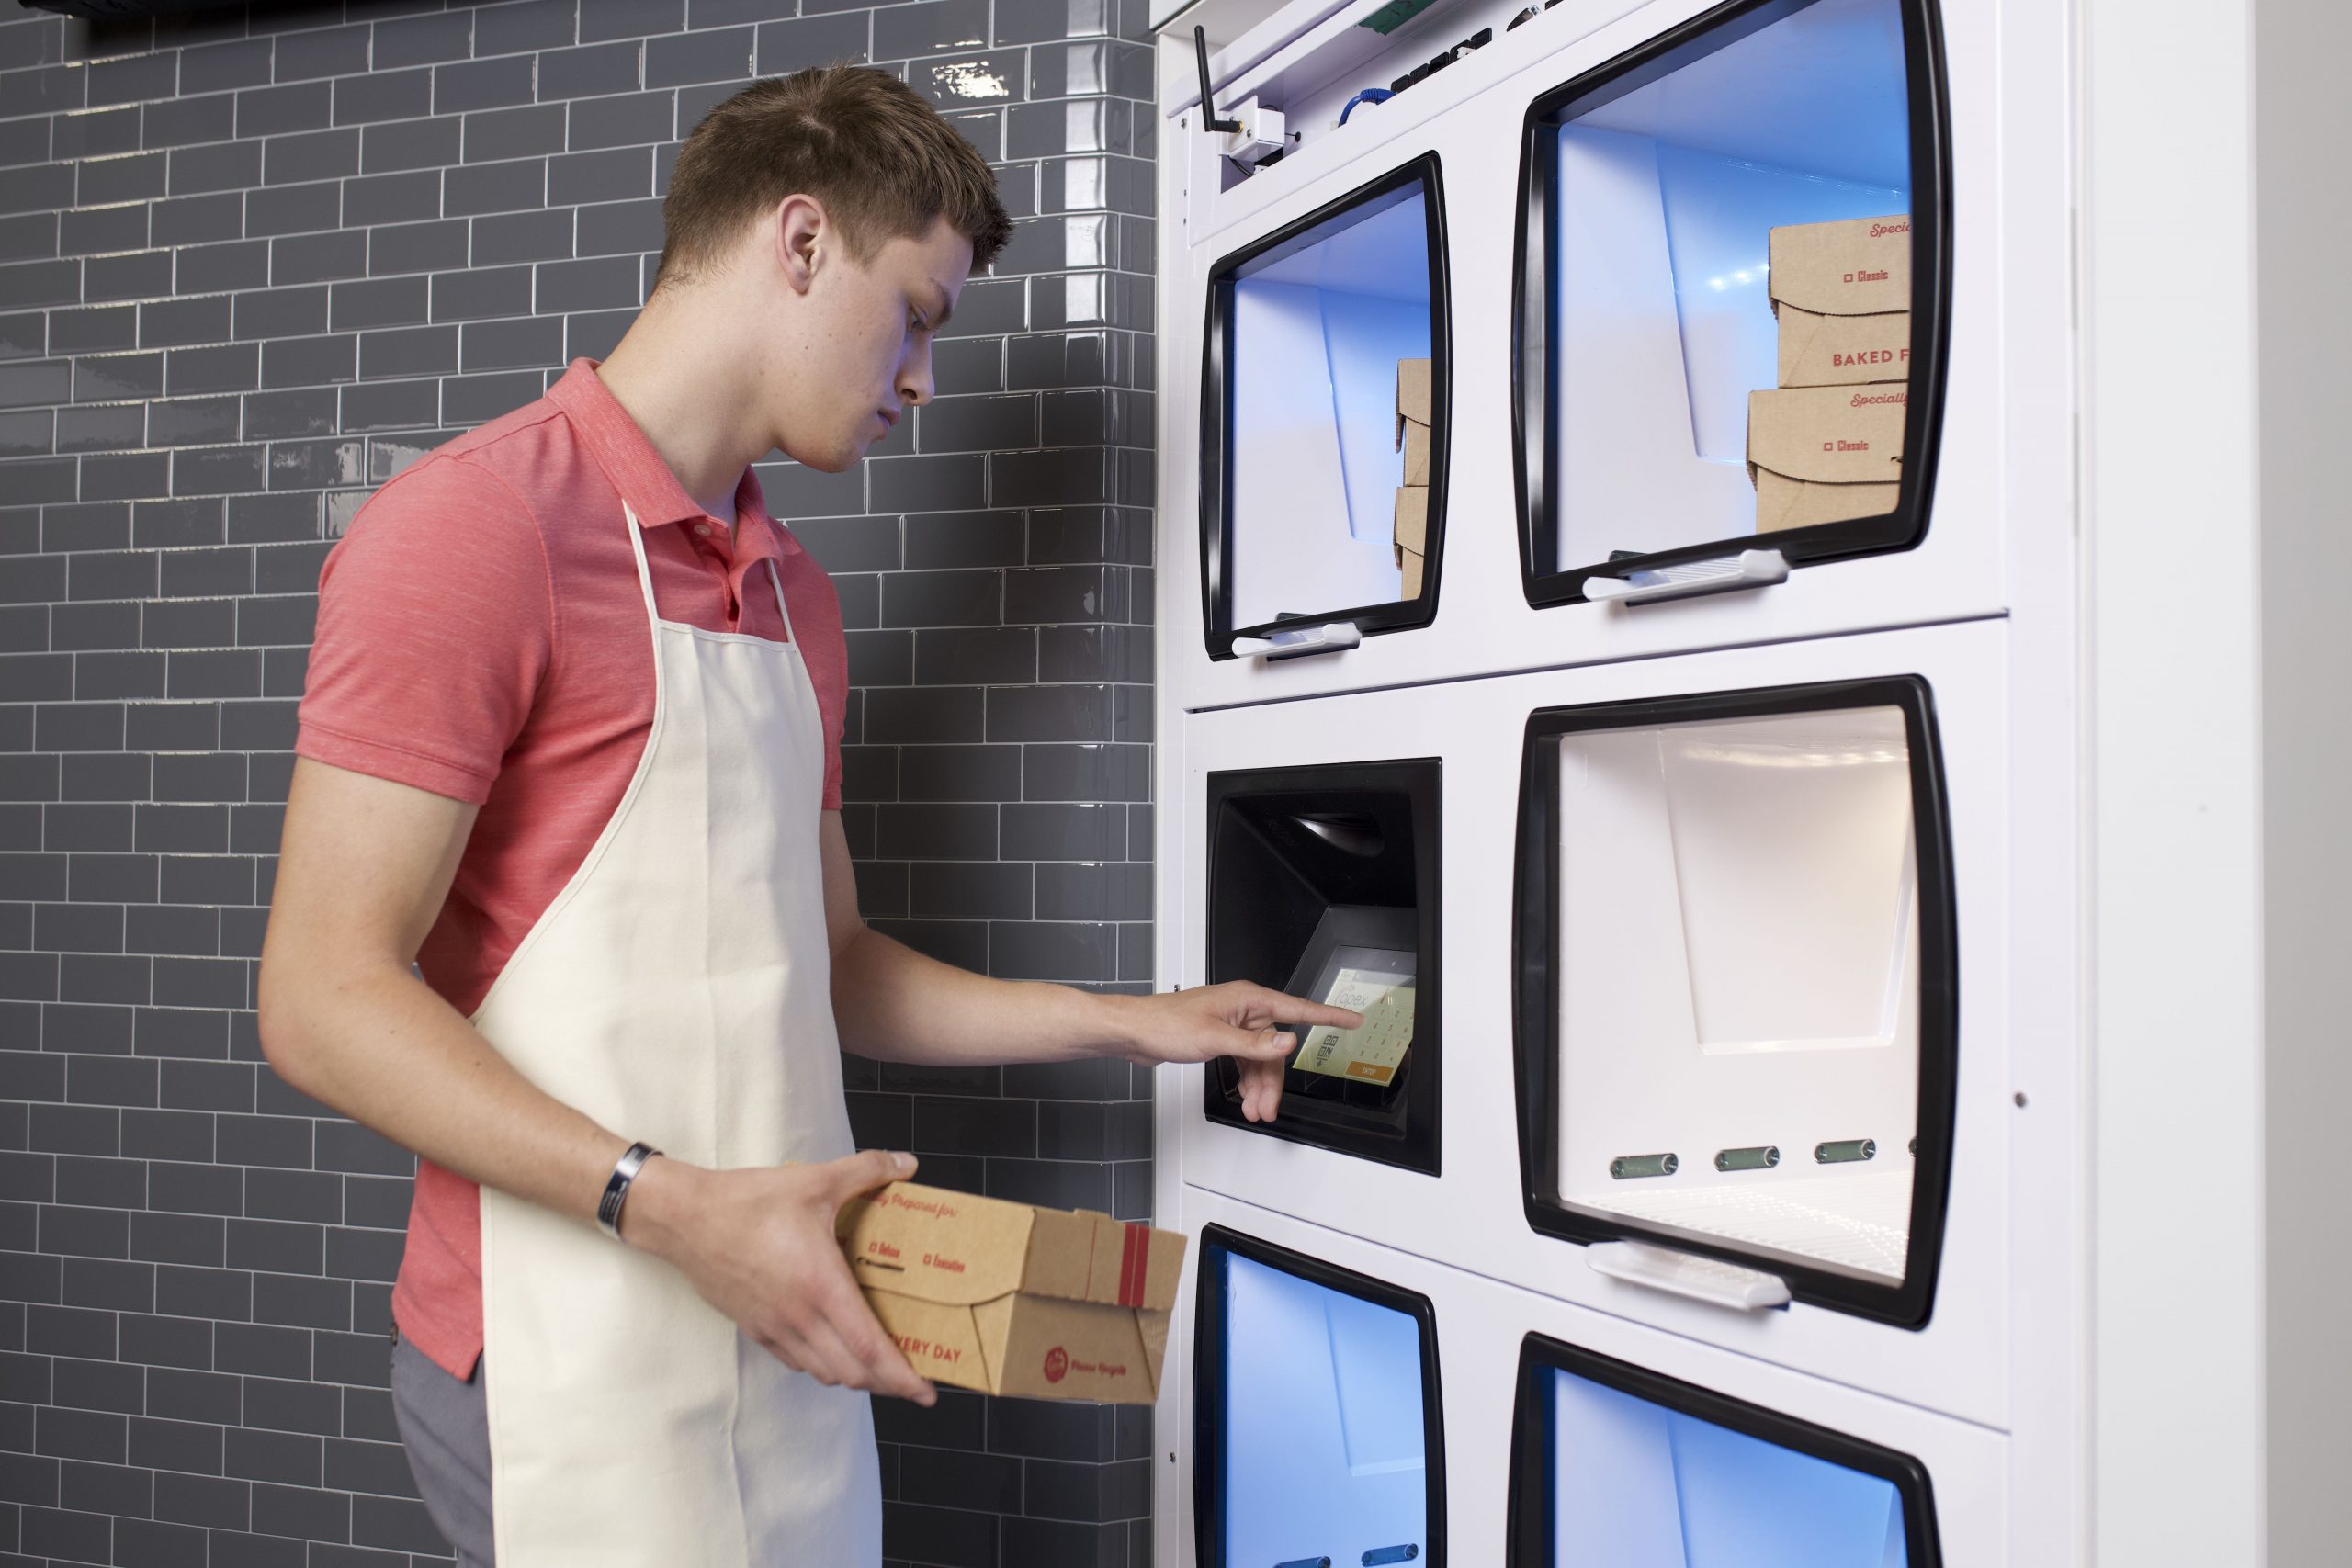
[1170, 621, 2006, 1423]
[1511, 676, 1954, 1328]
[1192, 1224, 1447, 1567]
[1156, 0, 2036, 710]
[1154, 1194, 2005, 1568]
[1152, 0, 2352, 1562]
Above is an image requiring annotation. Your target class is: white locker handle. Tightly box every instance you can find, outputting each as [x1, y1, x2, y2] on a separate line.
[1588, 1240, 1792, 1313]
[1231, 621, 1363, 661]
[1584, 548, 1790, 606]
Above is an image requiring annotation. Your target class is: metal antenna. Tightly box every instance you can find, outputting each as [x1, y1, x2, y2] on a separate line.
[1193, 25, 1241, 133]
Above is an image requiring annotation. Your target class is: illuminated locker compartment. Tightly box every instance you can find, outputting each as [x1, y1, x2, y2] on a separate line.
[1204, 761, 1442, 1174]
[1506, 1335, 1941, 1566]
[1194, 1225, 1445, 1568]
[1202, 154, 1449, 661]
[1518, 0, 1950, 607]
[1512, 677, 1954, 1325]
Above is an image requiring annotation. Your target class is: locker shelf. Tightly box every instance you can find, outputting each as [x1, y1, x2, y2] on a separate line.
[1515, 0, 1950, 608]
[1598, 1169, 1913, 1281]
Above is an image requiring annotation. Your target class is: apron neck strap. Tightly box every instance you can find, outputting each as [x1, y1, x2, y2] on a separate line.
[620, 502, 662, 622]
[767, 557, 796, 644]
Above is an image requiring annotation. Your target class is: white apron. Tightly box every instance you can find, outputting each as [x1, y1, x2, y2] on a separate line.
[474, 502, 880, 1566]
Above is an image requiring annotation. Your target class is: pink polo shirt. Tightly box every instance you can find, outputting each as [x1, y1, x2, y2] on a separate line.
[295, 360, 851, 1380]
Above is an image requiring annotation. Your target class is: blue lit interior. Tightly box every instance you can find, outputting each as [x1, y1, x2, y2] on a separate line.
[1221, 1252, 1430, 1566]
[1227, 185, 1432, 627]
[1548, 1368, 1910, 1568]
[1552, 0, 1915, 563]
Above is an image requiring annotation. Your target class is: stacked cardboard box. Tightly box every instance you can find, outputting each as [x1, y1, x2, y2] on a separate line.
[1394, 357, 1431, 595]
[1747, 215, 1911, 531]
[837, 1180, 1185, 1404]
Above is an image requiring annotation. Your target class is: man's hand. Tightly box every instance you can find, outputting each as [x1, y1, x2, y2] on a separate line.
[623, 1148, 936, 1406]
[1111, 982, 1363, 1125]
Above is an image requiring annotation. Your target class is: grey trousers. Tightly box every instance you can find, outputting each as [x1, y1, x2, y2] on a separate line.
[390, 1329, 496, 1567]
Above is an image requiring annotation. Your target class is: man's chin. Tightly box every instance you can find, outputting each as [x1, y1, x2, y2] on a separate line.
[791, 446, 864, 476]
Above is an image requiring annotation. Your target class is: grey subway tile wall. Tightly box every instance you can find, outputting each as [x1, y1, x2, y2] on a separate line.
[0, 1, 1159, 1563]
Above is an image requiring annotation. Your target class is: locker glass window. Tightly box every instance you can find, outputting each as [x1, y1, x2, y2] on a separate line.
[1507, 1336, 1942, 1566]
[1204, 761, 1442, 1174]
[1512, 679, 1955, 1325]
[1516, 0, 1950, 605]
[1194, 1226, 1445, 1568]
[1203, 155, 1450, 658]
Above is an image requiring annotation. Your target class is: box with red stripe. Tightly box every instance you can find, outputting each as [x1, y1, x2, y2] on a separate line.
[835, 1181, 1186, 1403]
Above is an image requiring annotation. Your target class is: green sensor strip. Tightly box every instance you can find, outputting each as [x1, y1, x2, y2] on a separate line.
[1359, 0, 1442, 36]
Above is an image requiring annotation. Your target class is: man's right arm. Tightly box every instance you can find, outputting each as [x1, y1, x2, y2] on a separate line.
[257, 749, 933, 1404]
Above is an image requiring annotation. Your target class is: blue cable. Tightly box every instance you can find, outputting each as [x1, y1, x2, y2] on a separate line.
[1339, 88, 1395, 125]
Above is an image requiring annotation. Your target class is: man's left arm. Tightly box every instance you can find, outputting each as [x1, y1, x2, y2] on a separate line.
[820, 812, 1355, 1124]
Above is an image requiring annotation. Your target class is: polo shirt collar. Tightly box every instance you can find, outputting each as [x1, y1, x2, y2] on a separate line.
[548, 360, 808, 575]
[548, 358, 723, 532]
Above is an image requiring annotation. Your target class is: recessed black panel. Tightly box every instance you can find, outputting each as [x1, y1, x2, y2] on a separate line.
[1206, 759, 1441, 1174]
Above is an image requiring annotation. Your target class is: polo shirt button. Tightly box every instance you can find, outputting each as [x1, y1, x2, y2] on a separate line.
[694, 523, 713, 536]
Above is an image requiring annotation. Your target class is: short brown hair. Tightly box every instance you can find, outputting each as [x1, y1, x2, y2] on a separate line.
[658, 66, 1012, 288]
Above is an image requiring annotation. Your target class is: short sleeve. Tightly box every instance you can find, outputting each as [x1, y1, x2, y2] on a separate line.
[296, 456, 552, 805]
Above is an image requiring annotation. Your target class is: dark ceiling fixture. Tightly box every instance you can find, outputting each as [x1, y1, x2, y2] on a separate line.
[18, 1, 273, 18]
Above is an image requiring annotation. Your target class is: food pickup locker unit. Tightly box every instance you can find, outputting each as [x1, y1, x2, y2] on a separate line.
[1152, 0, 2346, 1562]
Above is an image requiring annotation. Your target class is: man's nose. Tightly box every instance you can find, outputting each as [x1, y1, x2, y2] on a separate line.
[898, 345, 934, 408]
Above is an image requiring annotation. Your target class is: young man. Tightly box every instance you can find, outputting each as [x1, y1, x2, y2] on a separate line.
[256, 67, 1351, 1568]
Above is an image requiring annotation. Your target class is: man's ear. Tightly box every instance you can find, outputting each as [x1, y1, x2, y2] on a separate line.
[774, 193, 826, 295]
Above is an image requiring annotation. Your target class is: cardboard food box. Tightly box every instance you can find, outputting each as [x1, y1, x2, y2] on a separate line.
[1393, 359, 1434, 595]
[1747, 385, 1907, 533]
[837, 1181, 1184, 1404]
[1776, 305, 1912, 389]
[1768, 214, 1911, 318]
[1393, 484, 1429, 563]
[1398, 418, 1432, 486]
[1395, 356, 1432, 433]
[1769, 215, 1912, 389]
